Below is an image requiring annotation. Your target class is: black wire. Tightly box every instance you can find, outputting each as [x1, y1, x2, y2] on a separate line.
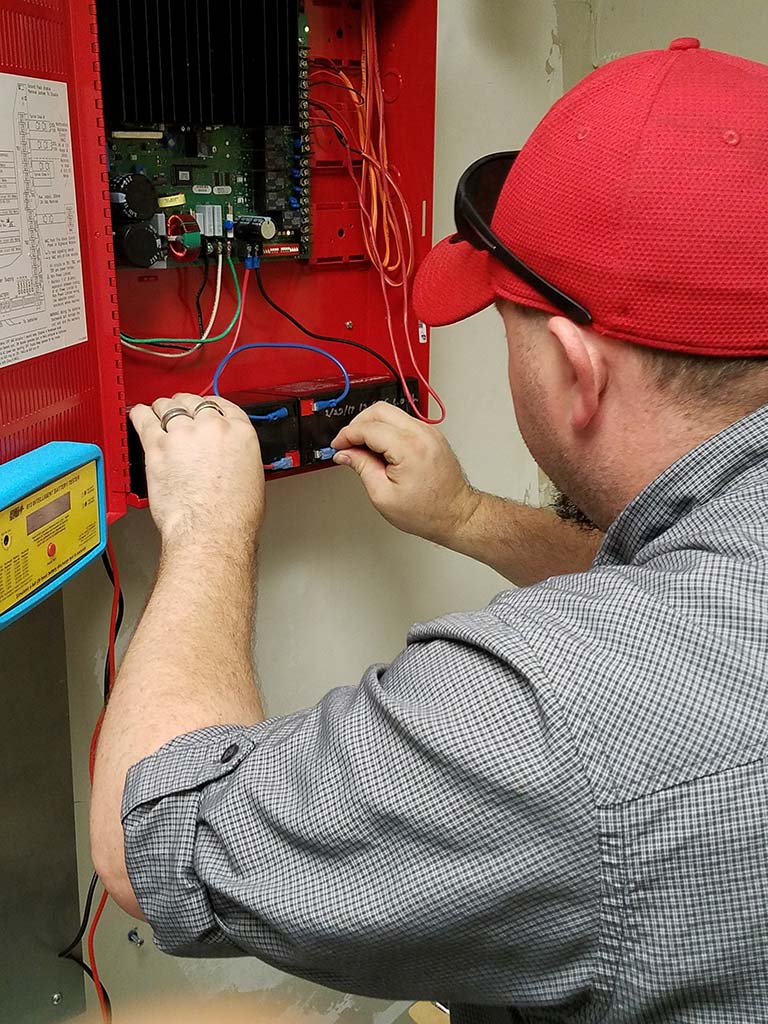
[100, 550, 125, 702]
[194, 250, 210, 338]
[57, 872, 114, 1020]
[65, 956, 112, 1016]
[58, 871, 99, 958]
[122, 250, 210, 355]
[56, 549, 122, 1021]
[254, 264, 399, 380]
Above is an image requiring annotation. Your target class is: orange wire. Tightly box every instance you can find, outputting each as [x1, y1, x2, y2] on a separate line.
[309, 0, 446, 424]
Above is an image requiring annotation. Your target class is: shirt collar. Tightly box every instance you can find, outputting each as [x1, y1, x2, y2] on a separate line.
[594, 403, 768, 567]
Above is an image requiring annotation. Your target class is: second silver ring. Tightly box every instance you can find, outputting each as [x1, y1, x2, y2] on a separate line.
[194, 400, 225, 417]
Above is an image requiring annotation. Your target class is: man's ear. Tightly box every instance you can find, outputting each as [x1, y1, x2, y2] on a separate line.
[547, 317, 608, 431]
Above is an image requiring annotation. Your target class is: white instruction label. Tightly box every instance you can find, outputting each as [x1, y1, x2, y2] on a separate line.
[0, 74, 86, 369]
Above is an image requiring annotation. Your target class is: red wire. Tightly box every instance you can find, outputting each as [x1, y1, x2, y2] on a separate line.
[89, 538, 121, 781]
[204, 267, 251, 396]
[85, 537, 121, 1023]
[88, 889, 111, 1024]
[88, 705, 106, 781]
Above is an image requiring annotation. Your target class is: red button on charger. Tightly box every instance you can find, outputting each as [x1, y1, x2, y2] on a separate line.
[47, 542, 57, 558]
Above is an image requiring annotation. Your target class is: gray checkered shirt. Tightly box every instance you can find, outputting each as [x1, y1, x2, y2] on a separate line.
[123, 404, 768, 1022]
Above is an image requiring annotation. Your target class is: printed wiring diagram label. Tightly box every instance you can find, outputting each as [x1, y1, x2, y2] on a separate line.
[0, 74, 87, 369]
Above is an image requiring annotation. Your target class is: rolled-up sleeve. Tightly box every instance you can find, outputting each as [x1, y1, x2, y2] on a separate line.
[122, 611, 599, 1004]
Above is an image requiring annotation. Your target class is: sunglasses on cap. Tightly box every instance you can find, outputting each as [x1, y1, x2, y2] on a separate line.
[452, 152, 592, 325]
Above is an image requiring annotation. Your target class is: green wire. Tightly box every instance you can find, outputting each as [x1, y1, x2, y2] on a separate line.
[120, 256, 242, 346]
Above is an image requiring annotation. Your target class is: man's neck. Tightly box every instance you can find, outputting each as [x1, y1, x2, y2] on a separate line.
[590, 404, 755, 529]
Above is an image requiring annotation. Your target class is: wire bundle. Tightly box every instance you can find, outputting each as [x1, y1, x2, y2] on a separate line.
[120, 254, 241, 358]
[309, 0, 445, 423]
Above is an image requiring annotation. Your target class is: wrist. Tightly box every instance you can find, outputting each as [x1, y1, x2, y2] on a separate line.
[160, 524, 258, 571]
[430, 485, 485, 550]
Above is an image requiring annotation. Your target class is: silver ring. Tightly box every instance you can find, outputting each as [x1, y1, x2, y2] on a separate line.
[160, 407, 194, 432]
[194, 400, 225, 417]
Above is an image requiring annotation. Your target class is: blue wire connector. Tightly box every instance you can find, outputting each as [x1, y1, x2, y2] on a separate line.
[265, 456, 295, 472]
[314, 447, 336, 462]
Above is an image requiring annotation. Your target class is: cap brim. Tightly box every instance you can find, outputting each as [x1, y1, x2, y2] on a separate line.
[413, 235, 496, 327]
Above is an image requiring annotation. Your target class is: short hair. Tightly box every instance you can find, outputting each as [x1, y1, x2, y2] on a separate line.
[506, 301, 768, 409]
[638, 346, 768, 407]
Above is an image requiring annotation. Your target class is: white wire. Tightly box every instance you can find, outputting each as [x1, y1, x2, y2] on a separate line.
[121, 253, 224, 360]
[203, 253, 224, 340]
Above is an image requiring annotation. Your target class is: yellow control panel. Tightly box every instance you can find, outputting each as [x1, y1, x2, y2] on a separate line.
[0, 460, 101, 617]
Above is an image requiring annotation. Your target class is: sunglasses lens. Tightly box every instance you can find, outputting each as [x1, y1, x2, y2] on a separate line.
[465, 154, 517, 226]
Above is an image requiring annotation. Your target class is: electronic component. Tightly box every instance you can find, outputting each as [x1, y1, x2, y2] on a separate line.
[109, 172, 157, 222]
[167, 213, 202, 263]
[172, 166, 197, 186]
[234, 215, 278, 244]
[114, 222, 163, 269]
[98, 1, 311, 262]
[252, 376, 420, 466]
[195, 204, 224, 241]
[0, 443, 107, 629]
[127, 399, 301, 499]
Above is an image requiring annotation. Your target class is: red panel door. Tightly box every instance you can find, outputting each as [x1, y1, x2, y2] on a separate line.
[0, 0, 127, 522]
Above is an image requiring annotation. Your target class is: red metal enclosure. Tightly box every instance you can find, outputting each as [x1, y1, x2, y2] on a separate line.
[0, 0, 438, 521]
[0, 0, 128, 522]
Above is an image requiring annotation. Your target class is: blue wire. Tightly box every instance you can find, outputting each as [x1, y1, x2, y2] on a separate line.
[212, 343, 351, 422]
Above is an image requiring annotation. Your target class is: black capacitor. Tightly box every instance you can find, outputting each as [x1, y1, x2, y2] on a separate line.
[109, 173, 158, 222]
[114, 222, 161, 268]
[234, 215, 277, 243]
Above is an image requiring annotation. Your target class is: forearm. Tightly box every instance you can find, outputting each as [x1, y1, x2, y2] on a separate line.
[444, 491, 602, 587]
[90, 537, 263, 916]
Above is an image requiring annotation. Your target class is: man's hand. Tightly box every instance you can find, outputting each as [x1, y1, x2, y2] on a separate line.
[130, 393, 265, 546]
[331, 402, 481, 547]
[92, 394, 264, 916]
[332, 401, 602, 587]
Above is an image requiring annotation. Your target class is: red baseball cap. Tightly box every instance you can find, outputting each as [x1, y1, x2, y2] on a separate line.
[414, 39, 768, 356]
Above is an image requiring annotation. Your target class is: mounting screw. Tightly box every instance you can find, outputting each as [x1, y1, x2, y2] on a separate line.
[345, 321, 354, 330]
[127, 928, 145, 947]
[51, 994, 63, 1006]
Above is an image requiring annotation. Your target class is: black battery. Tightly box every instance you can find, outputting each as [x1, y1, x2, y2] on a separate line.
[250, 375, 419, 467]
[238, 396, 301, 471]
[126, 395, 302, 500]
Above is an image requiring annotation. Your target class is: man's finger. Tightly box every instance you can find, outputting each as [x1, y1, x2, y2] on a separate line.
[330, 401, 412, 448]
[334, 446, 390, 493]
[151, 394, 198, 429]
[129, 404, 165, 448]
[203, 395, 252, 424]
[332, 420, 407, 464]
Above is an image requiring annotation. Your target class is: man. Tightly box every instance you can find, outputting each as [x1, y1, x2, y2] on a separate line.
[91, 39, 768, 1022]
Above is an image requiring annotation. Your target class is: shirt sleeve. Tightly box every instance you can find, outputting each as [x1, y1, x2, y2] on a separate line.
[122, 611, 599, 1006]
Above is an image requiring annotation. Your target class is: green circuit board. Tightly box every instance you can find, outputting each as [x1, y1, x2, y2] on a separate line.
[109, 127, 254, 212]
[108, 124, 309, 258]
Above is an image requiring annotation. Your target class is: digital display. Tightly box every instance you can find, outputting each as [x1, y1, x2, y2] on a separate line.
[26, 492, 71, 535]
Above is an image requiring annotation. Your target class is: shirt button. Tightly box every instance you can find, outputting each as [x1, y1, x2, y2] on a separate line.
[220, 743, 239, 764]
